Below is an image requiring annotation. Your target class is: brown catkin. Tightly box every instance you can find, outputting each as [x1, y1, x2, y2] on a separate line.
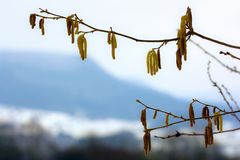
[107, 32, 111, 44]
[153, 110, 157, 119]
[189, 103, 195, 127]
[29, 14, 36, 29]
[66, 16, 73, 36]
[204, 126, 208, 148]
[202, 106, 209, 119]
[143, 131, 151, 155]
[140, 109, 147, 129]
[39, 18, 45, 35]
[157, 49, 161, 69]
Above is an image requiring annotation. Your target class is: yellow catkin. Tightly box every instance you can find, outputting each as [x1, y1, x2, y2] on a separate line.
[149, 52, 153, 76]
[180, 16, 187, 61]
[74, 17, 79, 34]
[29, 14, 36, 29]
[157, 49, 161, 69]
[140, 109, 147, 129]
[71, 21, 75, 44]
[153, 110, 157, 119]
[111, 33, 117, 60]
[219, 114, 223, 132]
[186, 7, 193, 32]
[176, 29, 182, 70]
[189, 103, 195, 127]
[152, 50, 158, 74]
[165, 114, 169, 126]
[146, 51, 152, 74]
[39, 18, 45, 35]
[77, 34, 87, 60]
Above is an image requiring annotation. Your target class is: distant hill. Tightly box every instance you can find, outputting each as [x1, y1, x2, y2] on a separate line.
[0, 50, 188, 120]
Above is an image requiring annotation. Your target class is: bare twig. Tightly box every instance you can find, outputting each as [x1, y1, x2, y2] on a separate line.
[219, 51, 240, 61]
[136, 99, 185, 120]
[207, 62, 240, 122]
[155, 127, 240, 139]
[190, 40, 240, 74]
[221, 84, 240, 110]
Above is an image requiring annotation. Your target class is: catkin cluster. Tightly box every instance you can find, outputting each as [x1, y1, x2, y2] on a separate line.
[176, 7, 192, 70]
[146, 49, 161, 76]
[189, 103, 224, 148]
[29, 14, 45, 35]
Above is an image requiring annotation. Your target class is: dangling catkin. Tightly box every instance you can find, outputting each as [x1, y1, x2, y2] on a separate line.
[165, 114, 169, 126]
[189, 103, 195, 127]
[153, 110, 157, 119]
[39, 18, 45, 35]
[77, 34, 87, 60]
[29, 14, 36, 29]
[111, 33, 117, 60]
[157, 49, 161, 69]
[140, 109, 147, 129]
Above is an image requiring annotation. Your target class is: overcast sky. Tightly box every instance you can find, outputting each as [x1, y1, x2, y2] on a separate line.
[1, 0, 240, 102]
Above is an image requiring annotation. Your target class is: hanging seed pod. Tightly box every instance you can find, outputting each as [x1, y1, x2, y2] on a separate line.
[29, 14, 36, 29]
[39, 18, 45, 35]
[157, 48, 161, 69]
[165, 114, 169, 126]
[140, 109, 147, 129]
[213, 107, 217, 114]
[204, 126, 208, 148]
[189, 103, 195, 127]
[153, 110, 157, 119]
[111, 33, 117, 60]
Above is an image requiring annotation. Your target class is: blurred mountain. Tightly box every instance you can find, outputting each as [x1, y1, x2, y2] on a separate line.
[0, 50, 188, 119]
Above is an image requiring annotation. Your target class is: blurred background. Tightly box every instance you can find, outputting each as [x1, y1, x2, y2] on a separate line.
[0, 0, 240, 159]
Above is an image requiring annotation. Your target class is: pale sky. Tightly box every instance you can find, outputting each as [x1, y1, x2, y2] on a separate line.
[1, 0, 240, 102]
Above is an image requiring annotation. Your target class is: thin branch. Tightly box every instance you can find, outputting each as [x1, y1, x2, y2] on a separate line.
[192, 31, 240, 50]
[207, 61, 240, 122]
[37, 8, 179, 43]
[36, 9, 240, 50]
[146, 109, 240, 132]
[136, 99, 185, 120]
[192, 98, 225, 112]
[219, 51, 240, 61]
[154, 127, 240, 139]
[190, 39, 240, 74]
[221, 84, 240, 110]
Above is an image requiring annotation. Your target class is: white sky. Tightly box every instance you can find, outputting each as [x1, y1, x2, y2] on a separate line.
[1, 0, 240, 102]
